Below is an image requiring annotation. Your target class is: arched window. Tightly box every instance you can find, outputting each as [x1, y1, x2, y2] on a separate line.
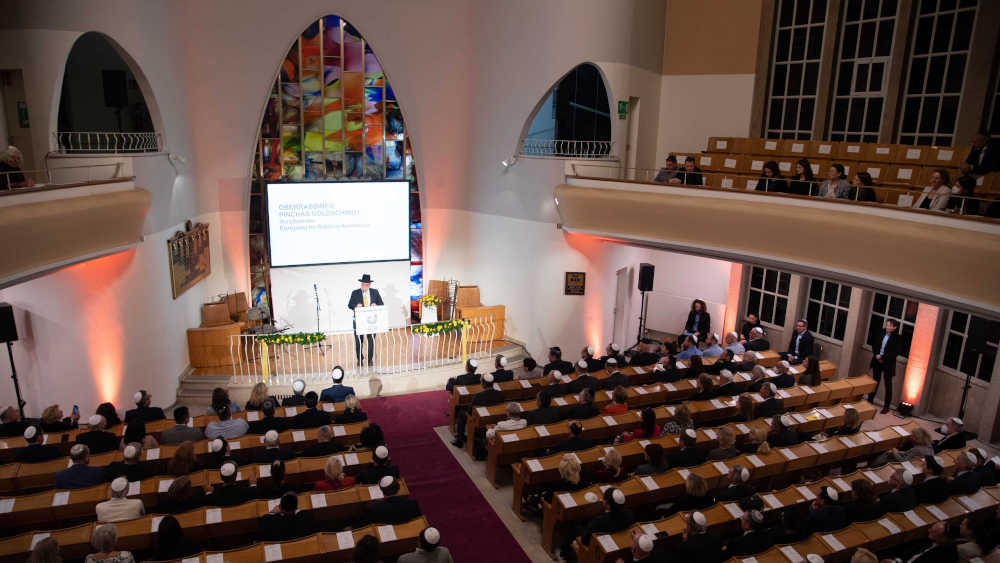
[520, 63, 612, 158]
[56, 32, 159, 153]
[249, 16, 422, 318]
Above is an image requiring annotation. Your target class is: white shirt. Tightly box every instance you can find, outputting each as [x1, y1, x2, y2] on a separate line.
[879, 333, 890, 355]
[794, 333, 803, 355]
[496, 418, 527, 431]
[96, 497, 145, 523]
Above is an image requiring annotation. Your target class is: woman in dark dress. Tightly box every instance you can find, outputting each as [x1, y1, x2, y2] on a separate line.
[755, 161, 788, 193]
[789, 159, 816, 195]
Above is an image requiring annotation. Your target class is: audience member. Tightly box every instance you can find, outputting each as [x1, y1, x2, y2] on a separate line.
[543, 454, 591, 502]
[292, 391, 332, 428]
[808, 486, 847, 533]
[259, 491, 314, 541]
[40, 404, 79, 432]
[914, 169, 951, 211]
[653, 155, 679, 183]
[248, 399, 290, 434]
[56, 444, 107, 489]
[600, 342, 625, 367]
[155, 476, 205, 514]
[756, 382, 785, 418]
[575, 488, 634, 551]
[398, 526, 453, 563]
[124, 390, 165, 423]
[956, 516, 995, 559]
[739, 313, 761, 343]
[769, 414, 802, 447]
[161, 406, 204, 445]
[701, 332, 724, 357]
[745, 326, 769, 351]
[353, 534, 383, 563]
[121, 419, 157, 450]
[771, 360, 795, 389]
[621, 408, 660, 442]
[550, 421, 593, 453]
[528, 390, 562, 426]
[516, 357, 542, 380]
[205, 461, 256, 507]
[666, 473, 714, 515]
[754, 161, 787, 193]
[601, 360, 629, 389]
[205, 404, 249, 439]
[716, 465, 754, 501]
[0, 145, 31, 189]
[451, 372, 503, 448]
[167, 440, 200, 476]
[745, 364, 768, 393]
[543, 347, 574, 375]
[724, 331, 745, 355]
[27, 536, 60, 563]
[359, 422, 386, 450]
[660, 404, 693, 435]
[726, 509, 773, 556]
[819, 164, 850, 198]
[567, 360, 600, 394]
[205, 437, 236, 469]
[781, 319, 814, 364]
[674, 511, 722, 563]
[634, 443, 669, 475]
[446, 358, 480, 393]
[96, 477, 145, 523]
[245, 382, 278, 411]
[961, 132, 997, 176]
[895, 521, 957, 563]
[881, 426, 933, 463]
[96, 403, 122, 429]
[206, 387, 241, 416]
[789, 158, 815, 195]
[314, 455, 356, 491]
[321, 366, 355, 402]
[15, 425, 59, 463]
[707, 426, 740, 460]
[879, 469, 917, 513]
[492, 354, 515, 381]
[798, 355, 822, 387]
[716, 370, 744, 396]
[845, 478, 885, 523]
[85, 524, 134, 563]
[254, 429, 295, 462]
[950, 175, 980, 215]
[675, 156, 704, 185]
[566, 388, 599, 419]
[917, 455, 950, 504]
[151, 515, 202, 560]
[106, 443, 152, 482]
[363, 475, 422, 525]
[676, 334, 702, 360]
[948, 450, 981, 495]
[0, 405, 25, 437]
[593, 448, 625, 482]
[689, 372, 717, 401]
[303, 425, 346, 457]
[628, 340, 664, 366]
[669, 428, 707, 467]
[579, 346, 601, 372]
[933, 417, 966, 452]
[971, 447, 998, 486]
[601, 386, 629, 415]
[360, 445, 400, 485]
[282, 379, 308, 406]
[852, 171, 877, 202]
[682, 299, 711, 339]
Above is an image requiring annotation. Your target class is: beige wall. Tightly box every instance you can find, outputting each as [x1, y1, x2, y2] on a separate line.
[662, 0, 763, 75]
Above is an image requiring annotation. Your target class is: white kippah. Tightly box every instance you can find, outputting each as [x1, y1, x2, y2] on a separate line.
[965, 451, 977, 464]
[482, 373, 494, 384]
[637, 534, 655, 553]
[610, 343, 620, 352]
[486, 428, 497, 440]
[23, 426, 37, 440]
[423, 527, 440, 545]
[577, 360, 588, 369]
[780, 414, 795, 427]
[932, 455, 944, 468]
[584, 491, 599, 503]
[375, 445, 389, 459]
[901, 470, 914, 486]
[611, 489, 626, 505]
[292, 379, 305, 393]
[379, 475, 394, 488]
[765, 382, 776, 393]
[89, 414, 103, 427]
[499, 356, 507, 367]
[752, 327, 764, 335]
[332, 367, 344, 380]
[210, 438, 224, 453]
[220, 461, 236, 477]
[712, 332, 720, 342]
[720, 369, 733, 380]
[843, 404, 856, 410]
[950, 417, 963, 426]
[111, 477, 128, 493]
[740, 467, 750, 481]
[123, 445, 138, 459]
[469, 359, 478, 368]
[70, 443, 86, 457]
[551, 370, 562, 377]
[691, 511, 707, 526]
[749, 510, 764, 524]
[728, 331, 739, 339]
[824, 487, 839, 501]
[684, 428, 697, 439]
[779, 360, 790, 368]
[806, 555, 824, 563]
[586, 346, 594, 355]
[607, 357, 618, 366]
[265, 430, 279, 443]
[134, 391, 144, 403]
[653, 363, 664, 372]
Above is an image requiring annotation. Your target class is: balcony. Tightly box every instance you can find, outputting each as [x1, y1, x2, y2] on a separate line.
[53, 131, 163, 154]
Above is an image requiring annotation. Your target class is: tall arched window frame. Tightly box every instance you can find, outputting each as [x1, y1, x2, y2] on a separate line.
[519, 63, 613, 159]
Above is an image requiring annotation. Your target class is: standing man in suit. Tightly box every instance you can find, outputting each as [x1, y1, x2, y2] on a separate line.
[962, 133, 998, 176]
[348, 274, 383, 367]
[868, 319, 900, 414]
[781, 319, 814, 365]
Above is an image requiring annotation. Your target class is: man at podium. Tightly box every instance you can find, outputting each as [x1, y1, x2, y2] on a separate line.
[348, 274, 384, 366]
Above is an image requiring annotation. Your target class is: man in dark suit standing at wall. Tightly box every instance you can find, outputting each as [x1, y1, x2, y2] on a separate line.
[868, 319, 900, 414]
[781, 319, 814, 365]
[348, 274, 383, 366]
[962, 133, 999, 176]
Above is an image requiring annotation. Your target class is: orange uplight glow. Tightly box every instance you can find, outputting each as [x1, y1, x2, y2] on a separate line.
[562, 232, 605, 352]
[723, 263, 743, 335]
[902, 303, 939, 404]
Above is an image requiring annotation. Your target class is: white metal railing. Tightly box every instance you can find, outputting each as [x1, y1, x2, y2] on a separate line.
[228, 316, 503, 385]
[520, 138, 614, 159]
[54, 131, 162, 154]
[0, 163, 128, 192]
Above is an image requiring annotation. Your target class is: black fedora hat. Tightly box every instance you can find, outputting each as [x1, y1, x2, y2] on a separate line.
[358, 274, 374, 283]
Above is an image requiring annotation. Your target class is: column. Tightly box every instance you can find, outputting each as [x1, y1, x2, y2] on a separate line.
[723, 263, 744, 335]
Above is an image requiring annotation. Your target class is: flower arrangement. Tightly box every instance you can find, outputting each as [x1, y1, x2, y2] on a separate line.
[254, 332, 326, 345]
[418, 294, 442, 306]
[412, 319, 467, 335]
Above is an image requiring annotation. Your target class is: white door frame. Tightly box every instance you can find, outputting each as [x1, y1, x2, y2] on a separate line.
[613, 267, 630, 347]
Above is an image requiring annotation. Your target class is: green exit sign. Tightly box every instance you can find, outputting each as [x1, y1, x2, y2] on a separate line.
[617, 100, 628, 120]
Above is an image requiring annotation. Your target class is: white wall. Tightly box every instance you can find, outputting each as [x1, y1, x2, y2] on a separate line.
[655, 74, 757, 158]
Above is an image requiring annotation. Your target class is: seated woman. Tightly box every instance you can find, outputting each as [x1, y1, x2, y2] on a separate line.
[845, 479, 885, 523]
[314, 455, 356, 491]
[151, 516, 202, 561]
[818, 164, 850, 198]
[245, 382, 278, 411]
[155, 476, 206, 514]
[737, 426, 769, 454]
[707, 426, 740, 460]
[789, 159, 816, 195]
[829, 405, 861, 436]
[40, 404, 79, 433]
[660, 404, 693, 436]
[852, 171, 878, 202]
[335, 394, 368, 424]
[880, 426, 934, 463]
[85, 524, 135, 563]
[206, 387, 242, 416]
[96, 403, 123, 429]
[672, 156, 704, 186]
[660, 473, 715, 517]
[593, 448, 625, 483]
[914, 169, 951, 211]
[167, 441, 201, 476]
[543, 454, 591, 503]
[689, 373, 716, 401]
[620, 408, 660, 443]
[797, 356, 822, 387]
[949, 175, 980, 215]
[754, 161, 787, 193]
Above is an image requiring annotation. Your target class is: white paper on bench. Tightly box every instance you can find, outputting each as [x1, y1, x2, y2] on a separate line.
[793, 413, 808, 424]
[229, 442, 241, 450]
[879, 518, 901, 535]
[780, 545, 804, 563]
[958, 496, 980, 510]
[714, 462, 729, 474]
[818, 145, 832, 154]
[246, 411, 260, 421]
[533, 426, 550, 438]
[264, 544, 283, 562]
[776, 389, 791, 400]
[904, 510, 926, 527]
[898, 168, 913, 180]
[326, 426, 344, 438]
[869, 168, 881, 179]
[751, 160, 764, 170]
[788, 365, 801, 374]
[476, 407, 489, 417]
[700, 156, 712, 166]
[640, 523, 659, 537]
[602, 416, 617, 426]
[722, 178, 734, 188]
[554, 397, 567, 406]
[323, 403, 335, 412]
[779, 162, 791, 172]
[0, 498, 13, 513]
[500, 433, 518, 442]
[604, 390, 614, 399]
[746, 179, 757, 190]
[282, 407, 296, 417]
[802, 386, 815, 394]
[937, 149, 953, 161]
[736, 424, 751, 434]
[892, 426, 910, 437]
[833, 478, 851, 492]
[457, 387, 469, 395]
[765, 141, 777, 150]
[520, 379, 532, 388]
[292, 431, 306, 442]
[865, 431, 882, 441]
[145, 447, 160, 461]
[639, 440, 651, 449]
[259, 464, 272, 478]
[205, 554, 223, 563]
[704, 429, 717, 440]
[763, 493, 782, 508]
[182, 557, 199, 563]
[678, 469, 690, 481]
[666, 406, 676, 415]
[122, 480, 139, 497]
[817, 409, 832, 419]
[863, 470, 884, 484]
[310, 493, 327, 508]
[742, 557, 758, 563]
[780, 448, 798, 460]
[901, 461, 921, 475]
[876, 147, 890, 155]
[847, 145, 861, 153]
[368, 486, 384, 500]
[337, 530, 355, 549]
[268, 499, 281, 511]
[633, 366, 646, 375]
[205, 508, 222, 524]
[838, 436, 854, 447]
[733, 355, 743, 363]
[665, 383, 677, 392]
[809, 442, 828, 454]
[676, 361, 686, 369]
[725, 503, 744, 518]
[151, 515, 164, 532]
[747, 455, 764, 467]
[797, 486, 816, 500]
[906, 148, 921, 159]
[597, 534, 618, 553]
[752, 393, 763, 402]
[159, 479, 174, 493]
[30, 533, 51, 550]
[559, 493, 577, 508]
[725, 158, 736, 168]
[635, 386, 648, 395]
[339, 453, 357, 466]
[791, 143, 804, 153]
[51, 491, 69, 506]
[926, 505, 948, 521]
[710, 399, 725, 409]
[822, 534, 846, 551]
[717, 140, 728, 149]
[641, 476, 660, 491]
[527, 459, 544, 472]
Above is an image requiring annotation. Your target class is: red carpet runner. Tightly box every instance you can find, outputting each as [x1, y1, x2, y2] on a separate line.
[361, 390, 532, 562]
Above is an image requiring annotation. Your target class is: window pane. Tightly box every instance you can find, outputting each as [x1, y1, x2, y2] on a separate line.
[919, 96, 939, 133]
[907, 58, 927, 94]
[869, 62, 884, 92]
[751, 266, 764, 288]
[839, 285, 852, 308]
[951, 311, 968, 332]
[919, 0, 937, 15]
[764, 269, 778, 292]
[762, 293, 776, 323]
[881, 0, 898, 17]
[926, 56, 947, 94]
[804, 63, 819, 95]
[944, 55, 965, 93]
[799, 98, 815, 131]
[748, 290, 761, 316]
[888, 296, 904, 318]
[867, 314, 883, 346]
[835, 309, 848, 341]
[943, 333, 962, 368]
[807, 300, 821, 329]
[849, 99, 866, 133]
[841, 24, 859, 59]
[820, 304, 835, 335]
[778, 273, 791, 295]
[784, 99, 800, 130]
[900, 324, 913, 357]
[858, 21, 876, 58]
[976, 349, 994, 382]
[959, 346, 979, 377]
[865, 98, 884, 133]
[837, 62, 854, 97]
[873, 292, 888, 313]
[875, 20, 894, 57]
[795, 0, 811, 25]
[812, 0, 827, 22]
[807, 27, 824, 59]
[792, 27, 808, 60]
[914, 17, 933, 55]
[846, 0, 863, 21]
[832, 98, 849, 131]
[901, 97, 921, 133]
[824, 281, 839, 304]
[788, 63, 803, 96]
[862, 0, 879, 18]
[780, 0, 796, 27]
[810, 279, 824, 300]
[776, 29, 792, 62]
[952, 10, 974, 51]
[938, 95, 958, 135]
[772, 64, 788, 96]
[775, 297, 788, 326]
[855, 63, 870, 93]
[932, 12, 954, 53]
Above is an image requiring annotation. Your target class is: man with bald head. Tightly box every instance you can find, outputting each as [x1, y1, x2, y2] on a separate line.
[75, 415, 119, 454]
[125, 390, 165, 423]
[56, 444, 107, 489]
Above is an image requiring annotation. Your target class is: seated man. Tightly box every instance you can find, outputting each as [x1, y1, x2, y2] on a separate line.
[491, 355, 514, 382]
[768, 414, 802, 447]
[755, 382, 785, 418]
[259, 492, 314, 541]
[627, 341, 663, 366]
[248, 400, 290, 434]
[292, 391, 332, 429]
[205, 461, 256, 507]
[580, 346, 602, 372]
[676, 335, 702, 360]
[567, 360, 600, 394]
[125, 390, 166, 423]
[781, 319, 814, 365]
[948, 451, 981, 495]
[771, 361, 796, 389]
[745, 327, 770, 351]
[253, 430, 295, 463]
[716, 370, 745, 396]
[364, 476, 422, 525]
[55, 444, 108, 489]
[745, 365, 769, 393]
[398, 527, 451, 563]
[96, 477, 145, 523]
[601, 359, 628, 389]
[161, 407, 205, 445]
[320, 366, 354, 403]
[702, 333, 724, 357]
[933, 417, 966, 453]
[302, 425, 345, 457]
[75, 415, 119, 455]
[106, 443, 152, 482]
[360, 445, 400, 485]
[724, 332, 746, 355]
[527, 390, 562, 426]
[917, 455, 950, 505]
[675, 512, 722, 563]
[808, 486, 846, 533]
[281, 379, 308, 406]
[549, 421, 592, 454]
[451, 372, 504, 448]
[566, 388, 599, 420]
[205, 404, 249, 440]
[543, 347, 574, 375]
[14, 425, 59, 463]
[726, 510, 773, 557]
[879, 469, 917, 513]
[599, 343, 625, 368]
[895, 521, 958, 563]
[669, 429, 707, 468]
[716, 465, 754, 501]
[446, 359, 481, 392]
[653, 155, 679, 183]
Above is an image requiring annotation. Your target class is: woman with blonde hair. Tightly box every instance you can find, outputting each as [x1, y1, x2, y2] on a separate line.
[335, 394, 368, 424]
[245, 382, 276, 411]
[666, 473, 714, 515]
[543, 453, 590, 502]
[739, 426, 769, 454]
[707, 426, 739, 460]
[40, 404, 79, 432]
[593, 448, 624, 482]
[878, 426, 934, 464]
[660, 404, 693, 435]
[314, 455, 355, 491]
[167, 441, 199, 476]
[831, 406, 861, 435]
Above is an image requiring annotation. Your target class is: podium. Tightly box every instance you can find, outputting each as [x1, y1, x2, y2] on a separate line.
[354, 305, 388, 335]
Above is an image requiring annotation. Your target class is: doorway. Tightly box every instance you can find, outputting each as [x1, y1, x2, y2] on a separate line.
[1, 70, 34, 170]
[624, 96, 640, 179]
[612, 267, 630, 346]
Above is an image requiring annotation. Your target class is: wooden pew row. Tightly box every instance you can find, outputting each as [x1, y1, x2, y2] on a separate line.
[515, 400, 876, 519]
[487, 376, 876, 487]
[704, 137, 969, 168]
[0, 451, 377, 531]
[577, 454, 998, 563]
[0, 510, 427, 563]
[0, 422, 369, 495]
[466, 360, 838, 453]
[539, 410, 894, 554]
[0, 399, 356, 462]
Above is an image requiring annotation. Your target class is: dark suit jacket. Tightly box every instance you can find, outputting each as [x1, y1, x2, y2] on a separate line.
[565, 403, 599, 420]
[740, 321, 761, 342]
[755, 177, 788, 193]
[879, 487, 917, 513]
[582, 509, 635, 545]
[320, 384, 355, 404]
[676, 532, 723, 563]
[364, 496, 422, 525]
[259, 511, 314, 541]
[684, 310, 711, 336]
[900, 542, 958, 563]
[668, 447, 706, 468]
[105, 461, 152, 483]
[471, 388, 504, 406]
[772, 373, 795, 389]
[348, 288, 384, 310]
[292, 408, 332, 429]
[689, 390, 717, 401]
[248, 416, 290, 435]
[75, 430, 119, 454]
[527, 407, 562, 426]
[549, 436, 593, 453]
[602, 372, 629, 390]
[756, 397, 784, 418]
[808, 504, 847, 533]
[917, 476, 950, 505]
[0, 421, 26, 438]
[948, 471, 981, 495]
[543, 360, 574, 375]
[360, 463, 400, 485]
[846, 500, 886, 523]
[281, 395, 307, 407]
[871, 331, 900, 367]
[491, 369, 514, 382]
[567, 374, 600, 394]
[206, 483, 257, 507]
[716, 483, 755, 502]
[55, 464, 108, 489]
[334, 409, 368, 424]
[629, 352, 661, 366]
[728, 529, 774, 557]
[302, 441, 345, 458]
[716, 382, 745, 396]
[769, 429, 801, 447]
[786, 331, 814, 359]
[746, 338, 770, 351]
[933, 433, 966, 453]
[966, 139, 999, 175]
[253, 447, 296, 463]
[124, 405, 166, 423]
[584, 358, 603, 372]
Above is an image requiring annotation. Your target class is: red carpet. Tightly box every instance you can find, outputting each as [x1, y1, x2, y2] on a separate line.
[361, 390, 532, 562]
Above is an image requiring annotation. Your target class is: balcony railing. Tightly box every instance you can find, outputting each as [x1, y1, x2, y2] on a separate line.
[53, 131, 162, 154]
[1, 164, 129, 194]
[520, 138, 614, 159]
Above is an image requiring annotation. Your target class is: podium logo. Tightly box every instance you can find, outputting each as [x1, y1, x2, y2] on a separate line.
[365, 313, 379, 326]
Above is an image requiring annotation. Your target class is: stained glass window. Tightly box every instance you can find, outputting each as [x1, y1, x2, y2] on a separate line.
[250, 15, 423, 319]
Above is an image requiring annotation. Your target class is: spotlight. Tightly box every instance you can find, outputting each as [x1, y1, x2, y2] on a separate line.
[897, 401, 914, 417]
[501, 155, 519, 170]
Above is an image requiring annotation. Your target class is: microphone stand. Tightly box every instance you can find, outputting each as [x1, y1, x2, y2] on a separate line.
[6, 342, 26, 421]
[310, 284, 328, 355]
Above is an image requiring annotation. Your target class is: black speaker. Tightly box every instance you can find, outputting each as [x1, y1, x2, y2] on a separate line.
[102, 70, 128, 108]
[0, 303, 16, 343]
[638, 263, 655, 292]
